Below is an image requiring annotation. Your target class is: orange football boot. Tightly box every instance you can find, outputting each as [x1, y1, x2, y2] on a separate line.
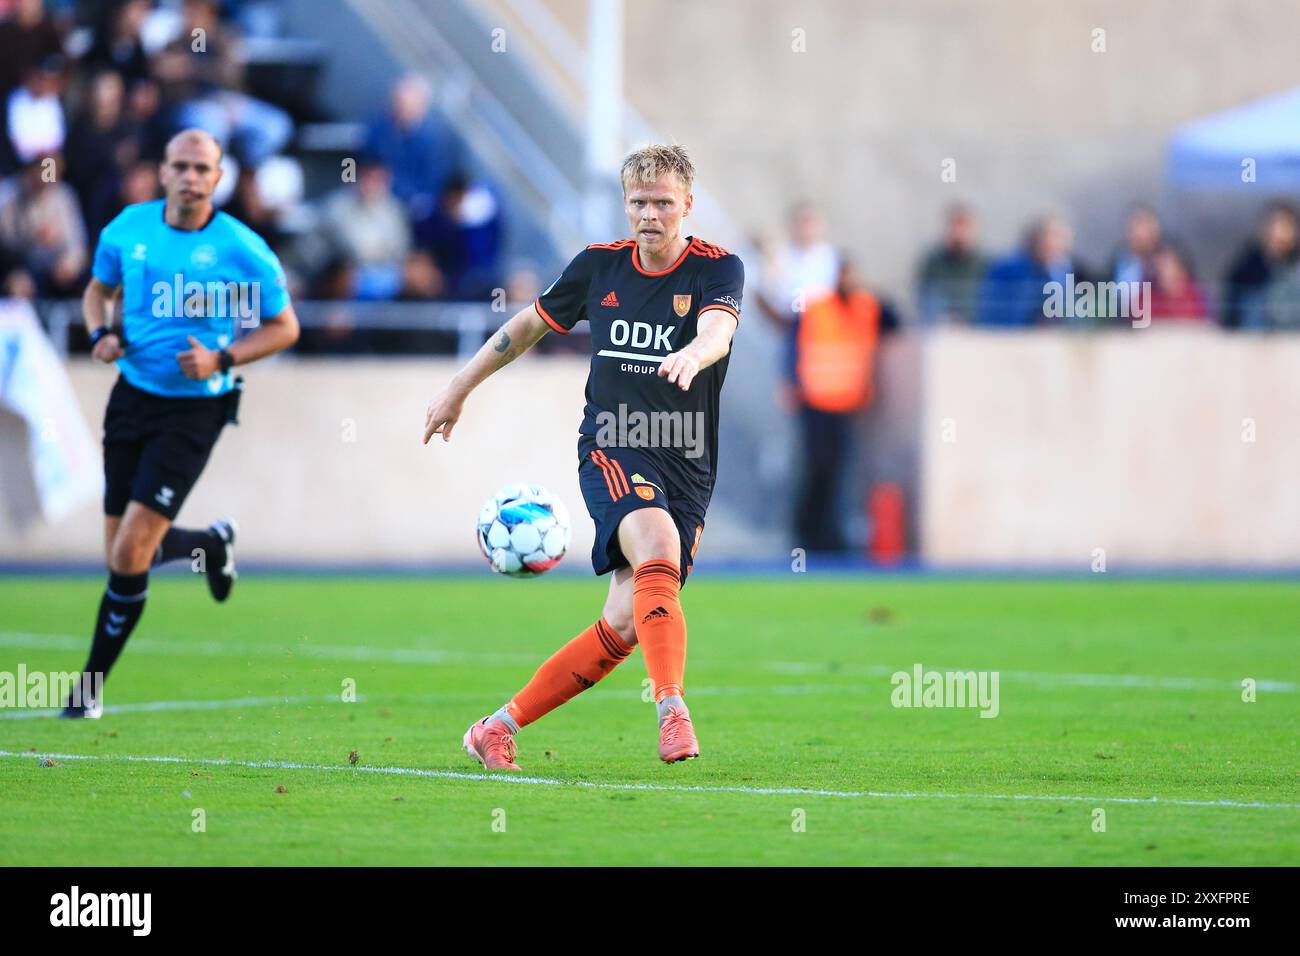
[658, 705, 700, 763]
[463, 716, 522, 771]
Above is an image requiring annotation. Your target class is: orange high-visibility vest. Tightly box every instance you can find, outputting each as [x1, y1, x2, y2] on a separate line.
[796, 290, 880, 413]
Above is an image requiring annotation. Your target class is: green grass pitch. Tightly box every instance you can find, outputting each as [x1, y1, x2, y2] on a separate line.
[0, 574, 1296, 865]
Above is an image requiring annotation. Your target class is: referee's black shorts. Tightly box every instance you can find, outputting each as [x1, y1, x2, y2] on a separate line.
[102, 376, 228, 521]
[576, 437, 707, 587]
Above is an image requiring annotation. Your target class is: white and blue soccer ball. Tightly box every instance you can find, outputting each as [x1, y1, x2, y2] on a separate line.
[476, 484, 571, 577]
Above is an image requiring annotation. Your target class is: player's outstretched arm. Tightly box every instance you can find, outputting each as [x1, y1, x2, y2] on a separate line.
[423, 303, 551, 444]
[657, 309, 739, 392]
[83, 277, 125, 363]
[175, 305, 301, 380]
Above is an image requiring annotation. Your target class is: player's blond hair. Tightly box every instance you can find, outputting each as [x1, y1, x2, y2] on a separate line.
[620, 144, 694, 196]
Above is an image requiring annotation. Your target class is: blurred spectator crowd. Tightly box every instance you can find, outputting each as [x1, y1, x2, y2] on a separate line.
[3, 0, 1297, 352]
[0, 0, 506, 352]
[912, 200, 1300, 330]
[755, 198, 1300, 335]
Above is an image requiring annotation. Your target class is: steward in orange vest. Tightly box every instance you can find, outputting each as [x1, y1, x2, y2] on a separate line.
[795, 266, 881, 413]
[788, 258, 881, 553]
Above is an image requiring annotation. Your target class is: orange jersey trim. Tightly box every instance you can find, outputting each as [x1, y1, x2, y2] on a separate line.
[689, 238, 731, 259]
[592, 450, 630, 497]
[587, 235, 730, 275]
[632, 239, 694, 276]
[534, 297, 569, 334]
[698, 303, 740, 323]
[609, 457, 631, 497]
[590, 451, 620, 500]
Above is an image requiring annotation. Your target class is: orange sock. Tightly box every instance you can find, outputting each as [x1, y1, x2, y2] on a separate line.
[632, 559, 686, 701]
[506, 618, 633, 728]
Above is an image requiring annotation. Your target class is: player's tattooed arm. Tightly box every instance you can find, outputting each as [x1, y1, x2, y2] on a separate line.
[658, 309, 738, 391]
[423, 303, 550, 443]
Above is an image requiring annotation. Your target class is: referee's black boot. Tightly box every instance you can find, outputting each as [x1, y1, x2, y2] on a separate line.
[60, 679, 102, 719]
[206, 518, 239, 603]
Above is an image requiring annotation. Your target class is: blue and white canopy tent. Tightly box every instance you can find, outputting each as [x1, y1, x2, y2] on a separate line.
[1168, 84, 1300, 190]
[1163, 85, 1300, 288]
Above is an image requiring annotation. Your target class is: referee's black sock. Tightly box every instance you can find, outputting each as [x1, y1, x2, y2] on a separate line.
[153, 527, 218, 569]
[81, 571, 149, 685]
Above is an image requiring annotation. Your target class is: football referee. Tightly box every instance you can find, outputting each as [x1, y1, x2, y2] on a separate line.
[63, 129, 299, 717]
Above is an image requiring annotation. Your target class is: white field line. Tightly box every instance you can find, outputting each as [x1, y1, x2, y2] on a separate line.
[0, 692, 361, 720]
[766, 661, 1298, 693]
[2, 631, 1293, 694]
[0, 749, 1295, 810]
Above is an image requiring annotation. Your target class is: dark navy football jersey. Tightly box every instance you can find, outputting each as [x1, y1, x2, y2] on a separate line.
[535, 236, 744, 501]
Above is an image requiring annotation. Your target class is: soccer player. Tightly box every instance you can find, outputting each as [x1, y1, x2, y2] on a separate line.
[62, 129, 299, 717]
[423, 144, 743, 768]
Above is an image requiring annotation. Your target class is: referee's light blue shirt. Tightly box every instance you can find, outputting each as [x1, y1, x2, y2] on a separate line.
[91, 200, 291, 398]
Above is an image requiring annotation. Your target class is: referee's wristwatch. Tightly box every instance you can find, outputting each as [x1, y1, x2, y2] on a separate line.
[89, 326, 121, 348]
[217, 349, 235, 373]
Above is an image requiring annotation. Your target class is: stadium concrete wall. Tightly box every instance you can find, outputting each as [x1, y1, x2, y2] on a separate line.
[921, 327, 1300, 566]
[3, 330, 1298, 567]
[1, 357, 599, 567]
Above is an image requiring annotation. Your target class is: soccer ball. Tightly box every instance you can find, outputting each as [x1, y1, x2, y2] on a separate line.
[476, 484, 571, 577]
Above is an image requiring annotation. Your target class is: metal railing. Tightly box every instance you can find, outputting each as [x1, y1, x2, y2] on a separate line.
[35, 275, 1300, 363]
[37, 299, 593, 360]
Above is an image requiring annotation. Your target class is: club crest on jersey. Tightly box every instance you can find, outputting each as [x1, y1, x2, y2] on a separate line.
[673, 294, 692, 317]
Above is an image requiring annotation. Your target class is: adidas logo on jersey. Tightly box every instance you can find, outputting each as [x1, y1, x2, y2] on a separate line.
[641, 606, 671, 623]
[601, 291, 620, 307]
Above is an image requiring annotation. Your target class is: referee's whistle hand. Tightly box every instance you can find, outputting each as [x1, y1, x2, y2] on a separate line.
[176, 335, 219, 379]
